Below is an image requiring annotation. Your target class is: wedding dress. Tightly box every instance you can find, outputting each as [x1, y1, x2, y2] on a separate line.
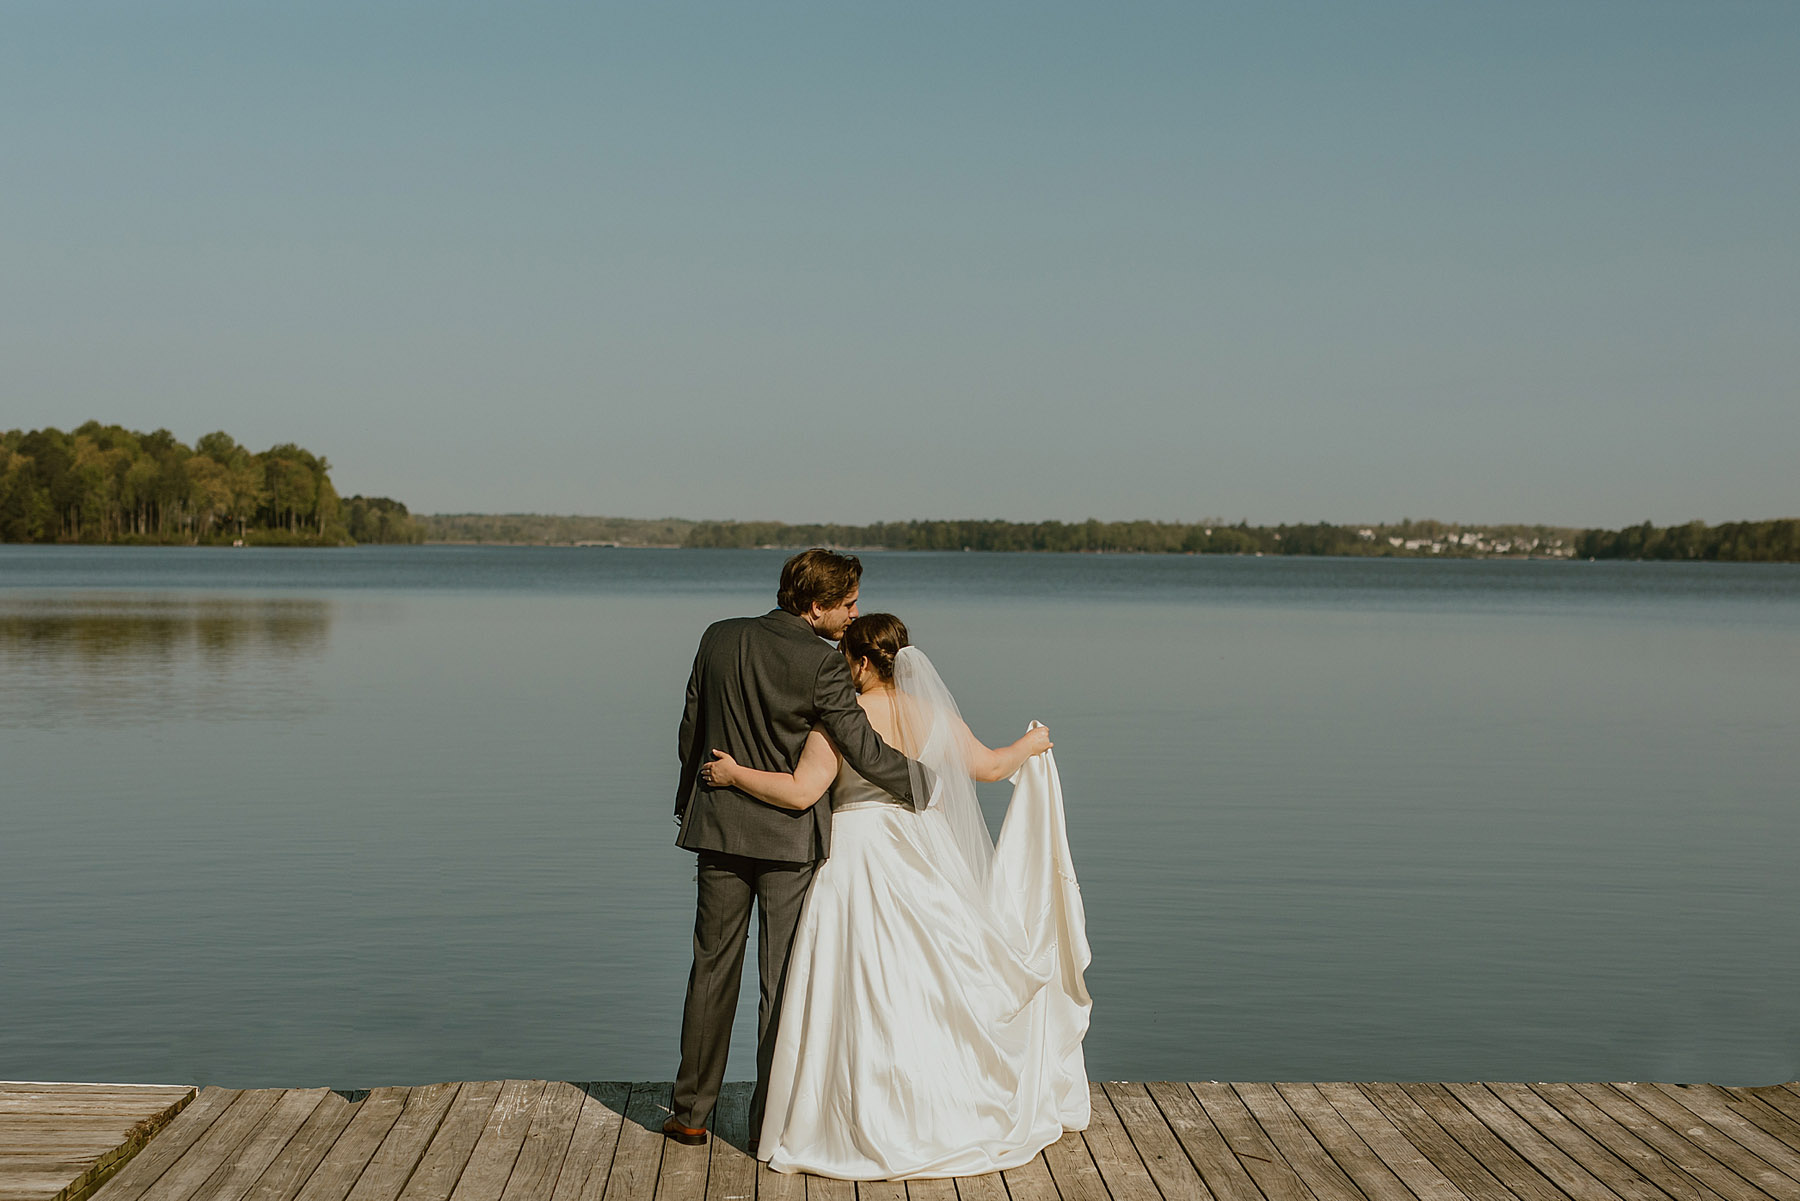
[757, 648, 1091, 1179]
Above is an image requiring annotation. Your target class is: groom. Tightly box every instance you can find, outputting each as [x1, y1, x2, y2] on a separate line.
[666, 548, 918, 1147]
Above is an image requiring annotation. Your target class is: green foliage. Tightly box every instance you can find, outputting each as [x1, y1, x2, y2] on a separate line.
[345, 496, 427, 544]
[11, 425, 1790, 564]
[419, 513, 695, 546]
[1575, 518, 1800, 562]
[0, 423, 368, 545]
[678, 518, 1599, 558]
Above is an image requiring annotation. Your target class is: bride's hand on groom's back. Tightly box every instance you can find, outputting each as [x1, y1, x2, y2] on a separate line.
[700, 749, 739, 787]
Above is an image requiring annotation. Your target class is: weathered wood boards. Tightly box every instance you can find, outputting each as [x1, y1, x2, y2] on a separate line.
[11, 1078, 1798, 1201]
[0, 1082, 196, 1201]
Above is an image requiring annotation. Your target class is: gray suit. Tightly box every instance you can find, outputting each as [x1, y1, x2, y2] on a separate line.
[671, 608, 915, 1135]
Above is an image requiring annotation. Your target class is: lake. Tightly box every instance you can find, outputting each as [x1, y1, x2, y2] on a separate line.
[2, 545, 1796, 1089]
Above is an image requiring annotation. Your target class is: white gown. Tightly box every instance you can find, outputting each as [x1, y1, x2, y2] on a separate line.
[757, 735, 1091, 1180]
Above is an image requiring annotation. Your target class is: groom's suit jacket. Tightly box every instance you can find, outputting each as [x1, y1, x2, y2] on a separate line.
[676, 608, 916, 863]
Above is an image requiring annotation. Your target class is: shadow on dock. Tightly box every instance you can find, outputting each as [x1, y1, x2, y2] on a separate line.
[8, 1077, 1800, 1201]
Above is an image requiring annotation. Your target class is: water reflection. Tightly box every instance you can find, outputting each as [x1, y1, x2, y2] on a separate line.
[0, 594, 331, 726]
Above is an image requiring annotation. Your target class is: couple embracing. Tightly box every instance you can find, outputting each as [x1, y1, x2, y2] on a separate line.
[667, 549, 1091, 1181]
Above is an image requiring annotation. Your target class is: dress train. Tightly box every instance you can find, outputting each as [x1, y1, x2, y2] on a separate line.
[758, 739, 1090, 1179]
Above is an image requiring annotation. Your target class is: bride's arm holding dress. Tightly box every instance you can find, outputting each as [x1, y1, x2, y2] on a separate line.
[961, 722, 1052, 781]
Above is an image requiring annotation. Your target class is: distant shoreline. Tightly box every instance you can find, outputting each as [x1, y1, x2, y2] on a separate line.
[419, 540, 1580, 561]
[410, 514, 1799, 563]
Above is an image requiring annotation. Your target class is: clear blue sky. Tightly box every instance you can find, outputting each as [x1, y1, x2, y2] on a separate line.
[4, 1, 1795, 526]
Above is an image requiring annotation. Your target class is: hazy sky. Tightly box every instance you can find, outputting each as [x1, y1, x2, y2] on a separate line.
[4, 2, 1795, 526]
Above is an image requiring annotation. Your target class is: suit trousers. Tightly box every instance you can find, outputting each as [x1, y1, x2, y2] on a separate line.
[672, 849, 817, 1135]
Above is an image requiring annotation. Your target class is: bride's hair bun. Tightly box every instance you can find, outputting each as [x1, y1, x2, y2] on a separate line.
[842, 613, 909, 681]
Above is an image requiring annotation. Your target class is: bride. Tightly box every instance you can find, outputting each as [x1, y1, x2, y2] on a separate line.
[700, 613, 1091, 1180]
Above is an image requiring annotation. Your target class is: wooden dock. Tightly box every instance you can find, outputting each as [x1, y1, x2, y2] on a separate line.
[0, 1082, 196, 1201]
[15, 1079, 1800, 1201]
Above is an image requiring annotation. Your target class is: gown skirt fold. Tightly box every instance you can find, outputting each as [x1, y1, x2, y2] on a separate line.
[758, 747, 1091, 1180]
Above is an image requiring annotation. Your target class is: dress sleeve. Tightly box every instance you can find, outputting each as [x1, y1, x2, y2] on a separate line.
[811, 653, 917, 807]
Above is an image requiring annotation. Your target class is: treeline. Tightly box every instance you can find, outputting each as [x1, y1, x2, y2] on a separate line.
[8, 426, 1790, 562]
[421, 513, 694, 546]
[343, 496, 427, 546]
[681, 517, 1800, 561]
[681, 519, 1583, 557]
[0, 423, 423, 545]
[1574, 519, 1800, 562]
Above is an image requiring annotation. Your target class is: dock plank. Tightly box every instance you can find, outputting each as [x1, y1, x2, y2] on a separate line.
[1442, 1082, 1629, 1201]
[447, 1081, 547, 1201]
[700, 1083, 752, 1201]
[0, 1087, 196, 1100]
[1730, 1089, 1800, 1129]
[186, 1088, 332, 1201]
[1103, 1081, 1209, 1201]
[1081, 1082, 1162, 1201]
[1317, 1082, 1472, 1201]
[1, 1118, 201, 1141]
[37, 1078, 1800, 1201]
[1236, 1083, 1369, 1201]
[1484, 1082, 1670, 1201]
[1708, 1088, 1800, 1156]
[1141, 1081, 1260, 1201]
[7, 1170, 121, 1197]
[754, 1122, 807, 1201]
[1272, 1082, 1420, 1201]
[555, 1084, 631, 1201]
[90, 1087, 242, 1201]
[1041, 1127, 1109, 1201]
[1647, 1084, 1800, 1187]
[945, 1172, 1006, 1201]
[1520, 1083, 1721, 1201]
[344, 1082, 463, 1201]
[1571, 1083, 1794, 1201]
[601, 1085, 670, 1201]
[239, 1090, 361, 1201]
[1188, 1082, 1316, 1201]
[123, 1089, 283, 1201]
[652, 1118, 709, 1201]
[391, 1082, 501, 1201]
[1394, 1084, 1571, 1201]
[753, 1159, 807, 1201]
[0, 1088, 193, 1117]
[1353, 1084, 1515, 1201]
[496, 1082, 587, 1201]
[289, 1088, 413, 1201]
[998, 1153, 1060, 1201]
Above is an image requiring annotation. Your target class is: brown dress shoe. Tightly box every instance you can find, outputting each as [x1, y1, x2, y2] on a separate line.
[662, 1117, 708, 1145]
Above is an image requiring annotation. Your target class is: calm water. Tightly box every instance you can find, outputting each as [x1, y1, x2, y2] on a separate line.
[2, 546, 1796, 1089]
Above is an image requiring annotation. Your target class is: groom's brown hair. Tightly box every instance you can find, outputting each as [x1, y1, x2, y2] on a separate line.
[778, 548, 863, 616]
